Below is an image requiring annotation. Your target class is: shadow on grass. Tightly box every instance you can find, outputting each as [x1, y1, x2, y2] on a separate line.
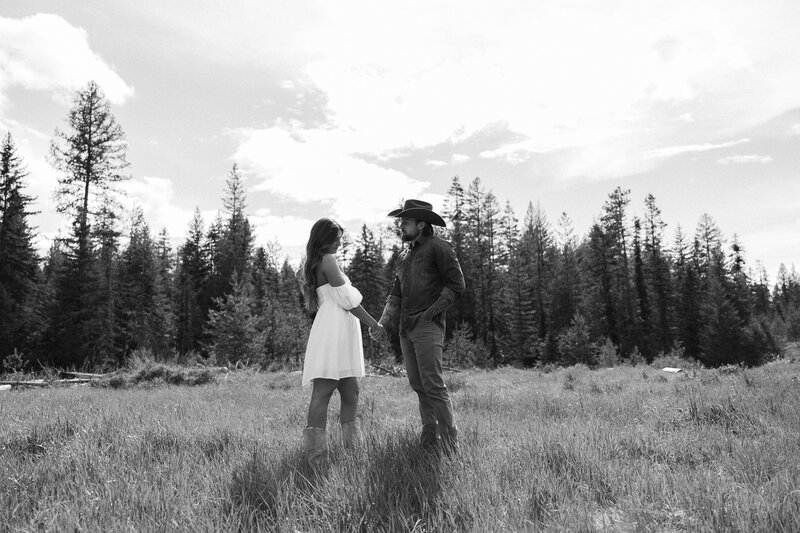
[227, 447, 319, 529]
[356, 431, 448, 531]
[226, 431, 461, 531]
[3, 417, 79, 459]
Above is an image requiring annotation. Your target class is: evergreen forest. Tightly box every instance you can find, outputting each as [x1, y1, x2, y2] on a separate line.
[2, 82, 799, 373]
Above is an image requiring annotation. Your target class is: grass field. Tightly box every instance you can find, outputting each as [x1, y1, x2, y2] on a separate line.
[2, 358, 799, 532]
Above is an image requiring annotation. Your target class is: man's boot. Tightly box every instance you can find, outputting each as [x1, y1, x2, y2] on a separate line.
[302, 427, 328, 468]
[419, 423, 439, 450]
[341, 421, 361, 449]
[440, 425, 459, 456]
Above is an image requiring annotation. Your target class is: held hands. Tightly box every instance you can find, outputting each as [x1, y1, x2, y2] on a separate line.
[369, 323, 387, 341]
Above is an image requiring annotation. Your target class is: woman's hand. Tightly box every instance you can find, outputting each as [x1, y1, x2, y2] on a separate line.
[369, 323, 387, 341]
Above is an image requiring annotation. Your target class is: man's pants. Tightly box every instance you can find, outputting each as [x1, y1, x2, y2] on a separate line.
[400, 320, 456, 432]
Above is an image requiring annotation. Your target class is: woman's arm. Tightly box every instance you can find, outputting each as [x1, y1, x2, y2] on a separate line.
[350, 305, 382, 330]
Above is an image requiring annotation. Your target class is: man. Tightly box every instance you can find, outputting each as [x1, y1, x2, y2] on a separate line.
[372, 199, 466, 452]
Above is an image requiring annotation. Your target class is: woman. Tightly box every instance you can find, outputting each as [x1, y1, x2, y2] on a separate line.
[301, 218, 384, 467]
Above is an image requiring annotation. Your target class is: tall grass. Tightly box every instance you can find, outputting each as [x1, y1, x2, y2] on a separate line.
[2, 361, 799, 531]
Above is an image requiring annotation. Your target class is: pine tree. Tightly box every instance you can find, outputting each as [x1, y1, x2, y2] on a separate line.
[271, 257, 308, 365]
[118, 208, 160, 355]
[497, 201, 530, 360]
[152, 228, 176, 354]
[527, 203, 554, 340]
[217, 164, 253, 286]
[204, 212, 225, 303]
[642, 194, 672, 353]
[773, 264, 800, 341]
[698, 273, 744, 366]
[175, 208, 211, 354]
[600, 186, 636, 355]
[729, 235, 751, 324]
[91, 199, 122, 364]
[441, 176, 472, 340]
[462, 178, 487, 344]
[694, 213, 723, 277]
[632, 217, 650, 354]
[671, 226, 701, 357]
[481, 190, 502, 359]
[580, 224, 616, 345]
[0, 132, 39, 363]
[557, 314, 596, 367]
[346, 225, 386, 359]
[251, 243, 280, 316]
[750, 262, 771, 318]
[347, 225, 385, 315]
[46, 81, 129, 367]
[461, 177, 504, 359]
[49, 81, 129, 266]
[204, 277, 265, 365]
[551, 212, 580, 337]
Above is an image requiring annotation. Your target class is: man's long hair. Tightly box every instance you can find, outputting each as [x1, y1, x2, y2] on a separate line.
[302, 218, 344, 312]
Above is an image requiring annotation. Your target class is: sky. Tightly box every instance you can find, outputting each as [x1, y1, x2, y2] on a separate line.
[1, 1, 799, 280]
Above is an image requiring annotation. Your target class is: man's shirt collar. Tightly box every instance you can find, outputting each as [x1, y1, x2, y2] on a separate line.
[410, 233, 431, 249]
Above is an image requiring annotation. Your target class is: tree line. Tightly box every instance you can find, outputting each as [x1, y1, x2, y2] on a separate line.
[1, 81, 798, 372]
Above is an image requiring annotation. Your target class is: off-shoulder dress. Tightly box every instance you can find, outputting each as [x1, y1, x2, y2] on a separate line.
[302, 276, 366, 387]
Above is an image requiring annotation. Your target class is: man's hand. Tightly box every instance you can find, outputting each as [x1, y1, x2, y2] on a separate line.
[369, 323, 387, 341]
[421, 296, 449, 321]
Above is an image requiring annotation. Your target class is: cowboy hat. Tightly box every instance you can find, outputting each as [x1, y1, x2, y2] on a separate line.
[387, 199, 446, 227]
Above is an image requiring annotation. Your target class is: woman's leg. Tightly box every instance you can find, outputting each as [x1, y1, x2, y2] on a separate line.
[337, 377, 360, 424]
[307, 378, 338, 428]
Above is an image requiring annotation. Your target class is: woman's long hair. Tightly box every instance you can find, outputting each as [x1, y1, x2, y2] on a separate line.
[302, 218, 344, 312]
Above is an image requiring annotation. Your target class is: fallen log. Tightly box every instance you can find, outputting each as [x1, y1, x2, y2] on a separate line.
[0, 378, 95, 387]
[60, 371, 105, 379]
[0, 379, 47, 387]
[370, 363, 401, 377]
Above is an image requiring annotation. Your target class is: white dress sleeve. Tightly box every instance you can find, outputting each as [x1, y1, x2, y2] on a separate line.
[329, 283, 363, 310]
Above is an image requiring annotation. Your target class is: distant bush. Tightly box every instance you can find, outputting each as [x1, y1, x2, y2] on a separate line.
[557, 314, 596, 367]
[596, 338, 619, 368]
[444, 322, 487, 369]
[93, 351, 222, 388]
[1, 349, 28, 375]
[651, 343, 699, 370]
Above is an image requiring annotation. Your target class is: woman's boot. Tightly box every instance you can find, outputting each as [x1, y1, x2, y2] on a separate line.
[302, 427, 328, 468]
[341, 421, 361, 449]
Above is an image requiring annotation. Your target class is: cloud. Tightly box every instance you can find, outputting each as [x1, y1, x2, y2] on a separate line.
[293, 3, 780, 156]
[230, 125, 430, 223]
[251, 210, 314, 252]
[741, 224, 800, 276]
[0, 14, 133, 110]
[645, 138, 750, 159]
[480, 144, 533, 165]
[227, 1, 799, 191]
[791, 124, 800, 136]
[121, 176, 197, 242]
[717, 154, 773, 165]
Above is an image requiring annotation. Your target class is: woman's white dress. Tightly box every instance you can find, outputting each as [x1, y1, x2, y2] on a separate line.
[302, 277, 366, 386]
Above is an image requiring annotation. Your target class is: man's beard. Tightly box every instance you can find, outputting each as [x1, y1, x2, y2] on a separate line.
[401, 231, 417, 242]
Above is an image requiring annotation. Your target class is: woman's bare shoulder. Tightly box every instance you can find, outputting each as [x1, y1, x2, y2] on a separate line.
[320, 254, 346, 286]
